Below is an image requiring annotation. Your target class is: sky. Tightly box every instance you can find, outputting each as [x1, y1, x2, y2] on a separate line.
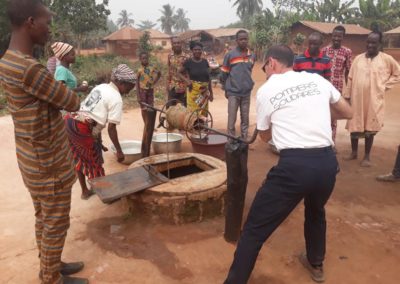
[101, 0, 250, 30]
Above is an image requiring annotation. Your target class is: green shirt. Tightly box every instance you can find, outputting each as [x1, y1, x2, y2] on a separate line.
[55, 65, 77, 89]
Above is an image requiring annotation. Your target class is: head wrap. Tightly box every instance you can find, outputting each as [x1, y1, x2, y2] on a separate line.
[111, 64, 136, 84]
[51, 42, 73, 60]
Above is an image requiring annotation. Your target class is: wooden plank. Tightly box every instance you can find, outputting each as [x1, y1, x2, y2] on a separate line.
[89, 165, 168, 203]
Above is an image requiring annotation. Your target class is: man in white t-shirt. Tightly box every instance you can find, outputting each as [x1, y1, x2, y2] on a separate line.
[224, 45, 352, 284]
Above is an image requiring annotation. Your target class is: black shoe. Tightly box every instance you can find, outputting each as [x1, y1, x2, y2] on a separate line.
[60, 261, 85, 275]
[39, 261, 85, 279]
[299, 252, 325, 283]
[62, 275, 89, 284]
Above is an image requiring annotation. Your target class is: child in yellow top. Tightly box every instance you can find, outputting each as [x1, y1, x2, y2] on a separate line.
[136, 52, 161, 123]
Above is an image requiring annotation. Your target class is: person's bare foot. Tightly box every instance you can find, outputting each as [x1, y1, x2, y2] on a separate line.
[343, 152, 357, 161]
[81, 189, 95, 200]
[360, 158, 372, 167]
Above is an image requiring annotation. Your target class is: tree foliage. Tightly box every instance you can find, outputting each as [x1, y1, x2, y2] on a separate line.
[137, 20, 157, 31]
[310, 0, 359, 23]
[116, 9, 135, 28]
[352, 0, 400, 31]
[174, 8, 190, 33]
[50, 0, 110, 52]
[137, 31, 153, 55]
[159, 4, 176, 35]
[230, 0, 263, 25]
[0, 0, 10, 57]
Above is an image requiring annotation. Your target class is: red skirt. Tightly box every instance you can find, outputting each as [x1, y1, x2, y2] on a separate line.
[64, 114, 105, 179]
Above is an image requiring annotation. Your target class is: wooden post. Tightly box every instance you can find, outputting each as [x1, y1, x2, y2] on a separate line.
[224, 141, 249, 243]
[141, 108, 157, 158]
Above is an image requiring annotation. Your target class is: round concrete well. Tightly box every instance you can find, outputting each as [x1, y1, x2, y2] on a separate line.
[125, 153, 227, 224]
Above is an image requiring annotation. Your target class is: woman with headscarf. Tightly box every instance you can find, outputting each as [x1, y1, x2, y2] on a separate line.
[178, 41, 213, 115]
[52, 41, 88, 92]
[64, 64, 136, 199]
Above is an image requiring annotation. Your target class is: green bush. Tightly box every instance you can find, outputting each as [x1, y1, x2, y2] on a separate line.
[71, 54, 137, 86]
[0, 53, 169, 116]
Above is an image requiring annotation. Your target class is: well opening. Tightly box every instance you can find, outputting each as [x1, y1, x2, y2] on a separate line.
[151, 157, 215, 179]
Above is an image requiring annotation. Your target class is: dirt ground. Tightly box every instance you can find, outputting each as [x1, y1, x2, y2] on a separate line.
[0, 63, 399, 284]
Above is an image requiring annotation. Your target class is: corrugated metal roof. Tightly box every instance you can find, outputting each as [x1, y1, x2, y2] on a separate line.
[385, 26, 400, 34]
[103, 26, 143, 41]
[206, 28, 249, 38]
[296, 21, 371, 35]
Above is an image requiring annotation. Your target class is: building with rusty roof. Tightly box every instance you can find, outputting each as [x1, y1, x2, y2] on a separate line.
[384, 26, 400, 60]
[178, 30, 222, 54]
[144, 29, 171, 49]
[291, 21, 371, 55]
[206, 28, 249, 46]
[103, 26, 143, 57]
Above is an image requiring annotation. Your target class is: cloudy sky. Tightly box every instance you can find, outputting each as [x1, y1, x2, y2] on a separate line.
[103, 0, 246, 29]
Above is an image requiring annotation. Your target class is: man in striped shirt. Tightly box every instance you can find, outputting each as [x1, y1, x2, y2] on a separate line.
[221, 30, 256, 139]
[293, 32, 332, 80]
[0, 1, 87, 283]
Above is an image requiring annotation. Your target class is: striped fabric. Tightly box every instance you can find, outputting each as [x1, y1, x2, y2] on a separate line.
[0, 50, 80, 196]
[31, 189, 71, 284]
[0, 50, 81, 284]
[111, 63, 136, 84]
[221, 48, 255, 73]
[293, 49, 332, 80]
[51, 42, 73, 60]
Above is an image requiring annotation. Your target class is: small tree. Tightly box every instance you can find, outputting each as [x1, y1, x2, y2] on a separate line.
[137, 31, 153, 56]
[51, 0, 110, 54]
[293, 33, 306, 54]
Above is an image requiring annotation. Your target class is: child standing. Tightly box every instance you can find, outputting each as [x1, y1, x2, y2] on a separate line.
[136, 52, 161, 123]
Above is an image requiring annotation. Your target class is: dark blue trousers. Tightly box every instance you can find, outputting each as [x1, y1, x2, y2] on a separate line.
[225, 147, 338, 284]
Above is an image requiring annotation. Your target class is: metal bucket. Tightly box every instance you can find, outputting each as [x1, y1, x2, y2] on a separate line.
[110, 140, 142, 165]
[190, 134, 228, 160]
[152, 133, 183, 154]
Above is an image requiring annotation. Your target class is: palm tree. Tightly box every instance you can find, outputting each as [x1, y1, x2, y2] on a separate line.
[159, 4, 176, 35]
[230, 0, 263, 22]
[137, 20, 157, 31]
[174, 8, 190, 33]
[116, 10, 135, 28]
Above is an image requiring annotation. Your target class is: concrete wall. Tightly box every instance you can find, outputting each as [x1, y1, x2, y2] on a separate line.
[105, 41, 138, 57]
[384, 48, 400, 61]
[151, 38, 171, 50]
[290, 25, 368, 56]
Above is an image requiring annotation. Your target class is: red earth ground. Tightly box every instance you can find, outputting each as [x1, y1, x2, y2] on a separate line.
[0, 63, 399, 284]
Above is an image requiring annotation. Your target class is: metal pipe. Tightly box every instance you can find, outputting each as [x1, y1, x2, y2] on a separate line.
[201, 126, 259, 145]
[140, 102, 165, 114]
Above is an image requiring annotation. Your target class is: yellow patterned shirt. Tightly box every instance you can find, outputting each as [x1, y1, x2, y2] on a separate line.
[137, 64, 159, 90]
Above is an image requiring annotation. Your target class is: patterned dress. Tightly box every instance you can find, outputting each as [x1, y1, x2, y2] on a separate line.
[168, 52, 190, 93]
[322, 45, 352, 141]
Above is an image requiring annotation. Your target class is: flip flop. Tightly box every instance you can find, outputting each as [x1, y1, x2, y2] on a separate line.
[81, 189, 95, 200]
